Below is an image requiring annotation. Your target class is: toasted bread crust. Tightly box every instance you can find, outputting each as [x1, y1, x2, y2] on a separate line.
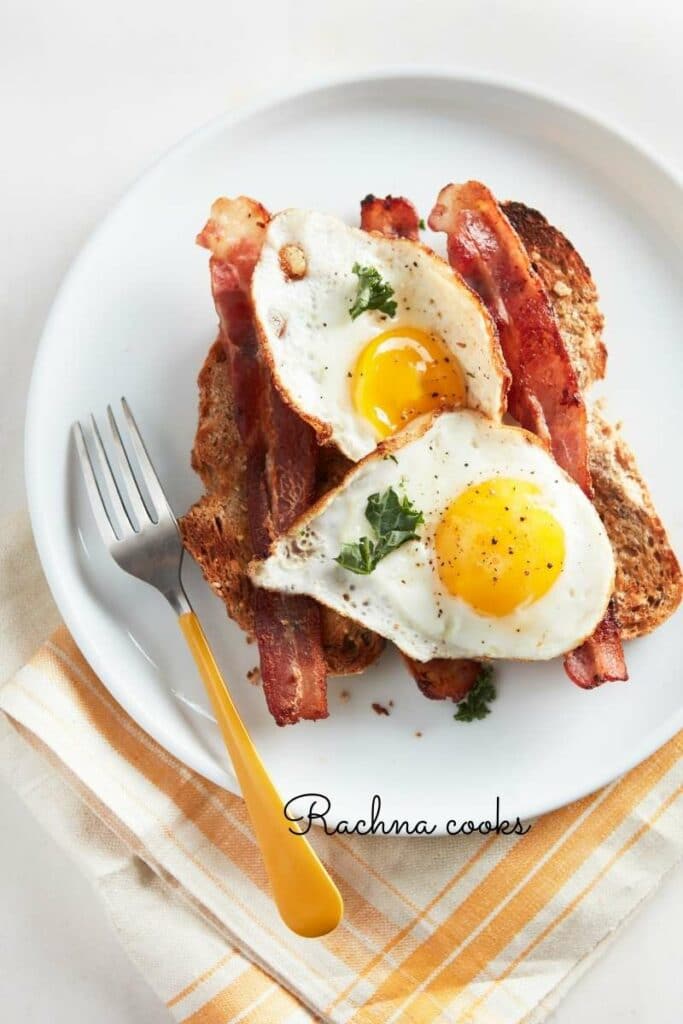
[503, 201, 607, 390]
[180, 491, 254, 635]
[180, 339, 384, 674]
[587, 407, 682, 638]
[190, 339, 247, 498]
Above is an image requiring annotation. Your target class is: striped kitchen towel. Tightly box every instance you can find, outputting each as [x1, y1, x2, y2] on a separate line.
[0, 512, 681, 1023]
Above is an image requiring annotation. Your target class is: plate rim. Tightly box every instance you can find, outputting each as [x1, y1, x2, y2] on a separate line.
[25, 67, 683, 832]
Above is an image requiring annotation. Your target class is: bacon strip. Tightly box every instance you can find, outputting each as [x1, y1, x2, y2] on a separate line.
[360, 194, 421, 240]
[402, 655, 481, 703]
[197, 198, 328, 724]
[430, 181, 591, 493]
[360, 194, 480, 702]
[429, 181, 627, 687]
[564, 599, 626, 688]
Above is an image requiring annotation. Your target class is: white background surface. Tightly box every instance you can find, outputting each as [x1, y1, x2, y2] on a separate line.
[1, 1, 681, 1021]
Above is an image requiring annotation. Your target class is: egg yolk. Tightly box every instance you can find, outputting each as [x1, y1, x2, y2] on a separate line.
[435, 479, 565, 617]
[352, 327, 466, 438]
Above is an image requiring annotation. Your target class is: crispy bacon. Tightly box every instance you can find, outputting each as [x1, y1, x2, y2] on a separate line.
[360, 194, 421, 240]
[402, 655, 481, 703]
[565, 599, 628, 688]
[429, 181, 627, 686]
[360, 194, 480, 702]
[429, 182, 591, 493]
[198, 197, 328, 724]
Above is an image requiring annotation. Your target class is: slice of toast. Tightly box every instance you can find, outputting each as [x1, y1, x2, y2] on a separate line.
[508, 202, 682, 637]
[180, 339, 385, 674]
[587, 406, 682, 638]
[503, 201, 607, 390]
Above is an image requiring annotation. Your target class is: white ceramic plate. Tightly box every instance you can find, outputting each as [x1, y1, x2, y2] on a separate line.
[26, 72, 683, 833]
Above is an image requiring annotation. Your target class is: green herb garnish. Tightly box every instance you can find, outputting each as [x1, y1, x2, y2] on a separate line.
[418, 217, 426, 230]
[349, 263, 397, 320]
[454, 666, 496, 722]
[336, 535, 377, 575]
[336, 487, 424, 574]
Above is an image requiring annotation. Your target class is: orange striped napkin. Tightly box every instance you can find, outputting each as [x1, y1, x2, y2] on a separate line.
[1, 512, 681, 1024]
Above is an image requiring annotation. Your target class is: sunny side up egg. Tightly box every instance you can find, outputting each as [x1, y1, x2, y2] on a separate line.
[250, 410, 616, 663]
[251, 209, 509, 461]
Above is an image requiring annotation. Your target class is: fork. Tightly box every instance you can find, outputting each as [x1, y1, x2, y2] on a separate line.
[73, 398, 343, 938]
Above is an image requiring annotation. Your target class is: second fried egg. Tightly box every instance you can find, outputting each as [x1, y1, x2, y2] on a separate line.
[250, 410, 615, 663]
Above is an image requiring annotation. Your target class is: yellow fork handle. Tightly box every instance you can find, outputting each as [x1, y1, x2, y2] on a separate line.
[178, 611, 343, 938]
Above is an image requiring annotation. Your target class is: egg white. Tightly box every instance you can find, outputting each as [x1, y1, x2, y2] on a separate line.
[251, 209, 508, 461]
[250, 410, 616, 662]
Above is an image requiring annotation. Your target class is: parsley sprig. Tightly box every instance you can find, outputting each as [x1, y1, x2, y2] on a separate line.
[349, 263, 397, 320]
[454, 666, 496, 722]
[336, 487, 424, 575]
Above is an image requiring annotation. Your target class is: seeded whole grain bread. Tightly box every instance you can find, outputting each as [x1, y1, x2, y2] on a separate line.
[180, 341, 252, 631]
[587, 406, 682, 638]
[508, 201, 682, 637]
[180, 339, 385, 674]
[503, 201, 607, 390]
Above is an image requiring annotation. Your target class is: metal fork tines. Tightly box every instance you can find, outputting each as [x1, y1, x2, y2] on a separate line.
[73, 398, 190, 616]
